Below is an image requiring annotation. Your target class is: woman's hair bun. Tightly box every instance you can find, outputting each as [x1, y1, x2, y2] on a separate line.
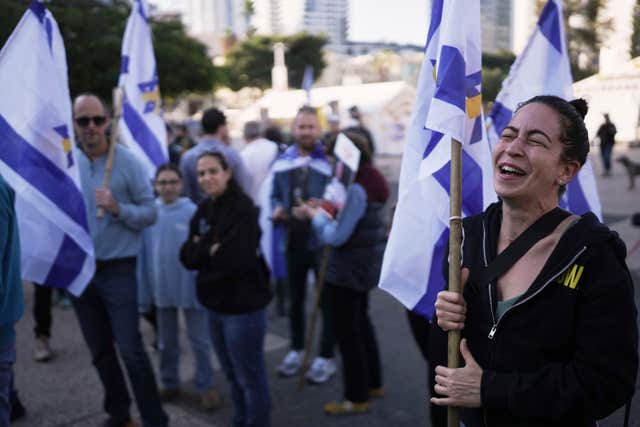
[569, 98, 588, 120]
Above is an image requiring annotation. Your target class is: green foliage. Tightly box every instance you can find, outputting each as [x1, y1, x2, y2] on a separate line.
[482, 51, 516, 71]
[225, 35, 275, 90]
[224, 32, 328, 90]
[0, 1, 32, 47]
[0, 0, 218, 103]
[482, 68, 507, 105]
[285, 32, 328, 88]
[152, 19, 221, 98]
[49, 0, 130, 102]
[632, 0, 640, 58]
[481, 52, 515, 104]
[563, 0, 611, 80]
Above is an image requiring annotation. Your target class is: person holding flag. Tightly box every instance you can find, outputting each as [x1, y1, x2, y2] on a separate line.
[432, 96, 638, 426]
[73, 93, 167, 427]
[266, 106, 336, 383]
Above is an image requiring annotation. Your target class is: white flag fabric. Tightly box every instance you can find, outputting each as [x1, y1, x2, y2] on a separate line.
[118, 0, 168, 177]
[488, 0, 601, 219]
[379, 0, 495, 318]
[0, 1, 95, 296]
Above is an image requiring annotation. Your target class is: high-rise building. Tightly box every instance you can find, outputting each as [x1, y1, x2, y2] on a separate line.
[481, 0, 512, 53]
[252, 0, 282, 35]
[303, 0, 349, 50]
[147, 0, 250, 56]
[511, 0, 537, 55]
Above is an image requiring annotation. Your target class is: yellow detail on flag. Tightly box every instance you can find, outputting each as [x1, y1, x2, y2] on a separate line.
[466, 94, 482, 119]
[62, 138, 71, 154]
[143, 89, 161, 114]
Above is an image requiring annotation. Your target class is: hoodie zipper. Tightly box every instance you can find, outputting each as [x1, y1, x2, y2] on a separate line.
[486, 246, 587, 339]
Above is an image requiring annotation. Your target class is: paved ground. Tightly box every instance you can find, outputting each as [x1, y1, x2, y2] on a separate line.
[11, 145, 640, 427]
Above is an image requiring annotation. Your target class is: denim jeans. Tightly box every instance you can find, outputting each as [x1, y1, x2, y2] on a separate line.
[601, 143, 613, 172]
[72, 259, 168, 427]
[208, 309, 270, 427]
[0, 340, 15, 427]
[157, 307, 214, 392]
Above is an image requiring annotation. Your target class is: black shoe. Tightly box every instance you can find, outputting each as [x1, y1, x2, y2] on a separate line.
[10, 398, 25, 421]
[103, 417, 135, 427]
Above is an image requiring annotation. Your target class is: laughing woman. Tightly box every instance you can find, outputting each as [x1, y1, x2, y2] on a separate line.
[180, 151, 272, 427]
[432, 96, 638, 427]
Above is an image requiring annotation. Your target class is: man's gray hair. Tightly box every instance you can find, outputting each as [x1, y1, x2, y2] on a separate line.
[243, 120, 261, 140]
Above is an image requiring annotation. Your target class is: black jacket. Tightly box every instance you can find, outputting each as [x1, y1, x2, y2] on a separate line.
[326, 200, 387, 291]
[180, 182, 271, 314]
[435, 202, 638, 427]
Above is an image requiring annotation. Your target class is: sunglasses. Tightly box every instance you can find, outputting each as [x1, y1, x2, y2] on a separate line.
[75, 116, 107, 128]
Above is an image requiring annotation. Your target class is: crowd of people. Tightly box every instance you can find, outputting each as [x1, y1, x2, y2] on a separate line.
[1, 93, 637, 427]
[12, 97, 390, 427]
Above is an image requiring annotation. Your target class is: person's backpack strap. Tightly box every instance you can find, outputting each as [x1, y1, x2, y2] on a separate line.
[480, 207, 571, 285]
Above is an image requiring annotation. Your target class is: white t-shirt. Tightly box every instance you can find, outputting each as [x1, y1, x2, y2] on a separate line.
[240, 138, 279, 202]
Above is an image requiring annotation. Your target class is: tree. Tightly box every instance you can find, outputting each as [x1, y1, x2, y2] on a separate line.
[0, 0, 219, 102]
[632, 0, 640, 58]
[224, 35, 275, 90]
[224, 32, 327, 90]
[481, 51, 516, 104]
[284, 32, 328, 88]
[152, 19, 222, 98]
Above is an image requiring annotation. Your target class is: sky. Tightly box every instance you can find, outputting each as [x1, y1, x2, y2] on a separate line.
[348, 0, 430, 46]
[148, 0, 431, 47]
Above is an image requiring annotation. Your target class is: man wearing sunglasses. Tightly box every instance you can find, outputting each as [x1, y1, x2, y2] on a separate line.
[72, 93, 168, 427]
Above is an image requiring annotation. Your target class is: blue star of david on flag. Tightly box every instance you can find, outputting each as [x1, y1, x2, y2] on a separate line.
[53, 124, 73, 167]
[138, 70, 161, 115]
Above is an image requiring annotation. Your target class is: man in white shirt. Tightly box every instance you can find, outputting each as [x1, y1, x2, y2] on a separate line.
[240, 121, 279, 202]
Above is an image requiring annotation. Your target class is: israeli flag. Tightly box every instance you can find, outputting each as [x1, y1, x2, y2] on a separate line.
[379, 0, 495, 319]
[118, 0, 168, 177]
[488, 0, 601, 219]
[0, 1, 95, 296]
[258, 144, 332, 279]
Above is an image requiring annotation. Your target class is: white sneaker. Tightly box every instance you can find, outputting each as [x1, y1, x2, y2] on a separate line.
[277, 350, 304, 377]
[305, 357, 336, 384]
[33, 337, 53, 362]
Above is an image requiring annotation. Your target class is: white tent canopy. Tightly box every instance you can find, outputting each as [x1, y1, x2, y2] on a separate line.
[574, 57, 640, 143]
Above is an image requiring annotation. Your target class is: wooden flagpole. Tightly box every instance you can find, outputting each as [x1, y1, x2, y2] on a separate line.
[297, 245, 331, 391]
[447, 138, 463, 427]
[97, 87, 125, 219]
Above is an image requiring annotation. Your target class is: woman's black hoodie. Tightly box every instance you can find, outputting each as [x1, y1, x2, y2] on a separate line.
[180, 181, 271, 314]
[431, 202, 638, 427]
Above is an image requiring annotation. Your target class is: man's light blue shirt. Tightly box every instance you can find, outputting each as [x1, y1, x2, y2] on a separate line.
[77, 144, 157, 260]
[179, 137, 252, 204]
